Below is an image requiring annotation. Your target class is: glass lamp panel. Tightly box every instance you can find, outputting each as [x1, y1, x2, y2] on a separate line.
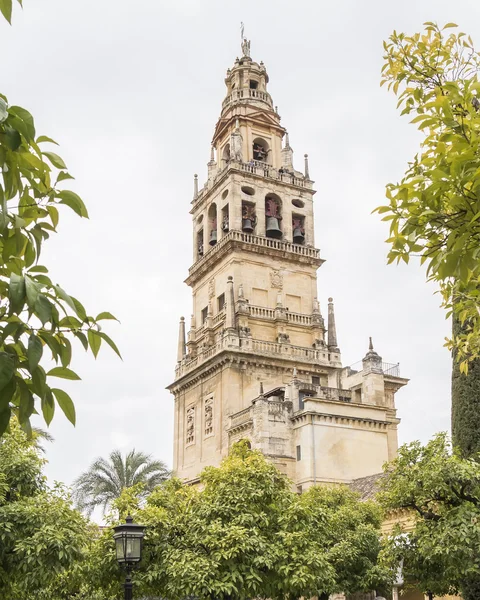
[125, 536, 141, 561]
[115, 535, 126, 561]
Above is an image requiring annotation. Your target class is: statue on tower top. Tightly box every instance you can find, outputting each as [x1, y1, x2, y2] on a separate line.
[240, 22, 251, 57]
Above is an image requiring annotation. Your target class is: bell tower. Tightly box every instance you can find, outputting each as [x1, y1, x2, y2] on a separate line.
[168, 40, 407, 487]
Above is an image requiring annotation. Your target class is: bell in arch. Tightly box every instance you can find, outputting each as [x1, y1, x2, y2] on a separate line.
[292, 217, 305, 244]
[266, 216, 282, 239]
[242, 218, 254, 233]
[209, 229, 218, 246]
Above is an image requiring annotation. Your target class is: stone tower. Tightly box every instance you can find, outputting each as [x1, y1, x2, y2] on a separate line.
[168, 40, 408, 488]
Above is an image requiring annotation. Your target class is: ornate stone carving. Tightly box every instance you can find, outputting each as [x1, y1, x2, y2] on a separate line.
[208, 278, 215, 299]
[186, 406, 195, 445]
[270, 270, 283, 290]
[277, 332, 290, 344]
[230, 119, 243, 162]
[204, 396, 213, 436]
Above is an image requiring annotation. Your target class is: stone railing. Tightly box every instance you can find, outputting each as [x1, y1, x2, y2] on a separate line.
[212, 309, 226, 326]
[222, 88, 273, 109]
[247, 305, 276, 320]
[229, 406, 253, 429]
[241, 305, 313, 327]
[346, 360, 401, 378]
[188, 229, 321, 275]
[175, 335, 332, 379]
[192, 160, 312, 211]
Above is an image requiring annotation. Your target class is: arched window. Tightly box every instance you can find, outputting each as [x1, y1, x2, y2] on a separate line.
[208, 203, 217, 246]
[265, 193, 282, 239]
[292, 215, 305, 245]
[223, 143, 231, 163]
[252, 137, 269, 163]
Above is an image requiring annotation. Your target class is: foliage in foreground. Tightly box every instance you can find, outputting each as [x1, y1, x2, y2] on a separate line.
[379, 433, 480, 599]
[72, 449, 171, 516]
[0, 92, 121, 437]
[0, 419, 91, 599]
[377, 22, 480, 372]
[77, 442, 388, 600]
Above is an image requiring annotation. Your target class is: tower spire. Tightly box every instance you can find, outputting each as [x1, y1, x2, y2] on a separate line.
[327, 297, 339, 351]
[177, 317, 186, 362]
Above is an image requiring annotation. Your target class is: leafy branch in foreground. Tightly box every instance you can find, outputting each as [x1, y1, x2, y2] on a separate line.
[376, 22, 480, 372]
[0, 95, 120, 436]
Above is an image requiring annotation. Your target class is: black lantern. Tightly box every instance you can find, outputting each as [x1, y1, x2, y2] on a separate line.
[113, 515, 145, 600]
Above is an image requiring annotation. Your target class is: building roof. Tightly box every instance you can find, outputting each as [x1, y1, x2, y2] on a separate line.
[349, 472, 385, 501]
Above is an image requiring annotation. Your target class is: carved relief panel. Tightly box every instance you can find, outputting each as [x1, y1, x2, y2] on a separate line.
[204, 395, 214, 437]
[186, 406, 195, 445]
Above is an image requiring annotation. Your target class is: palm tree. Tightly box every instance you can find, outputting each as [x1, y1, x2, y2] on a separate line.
[72, 449, 170, 516]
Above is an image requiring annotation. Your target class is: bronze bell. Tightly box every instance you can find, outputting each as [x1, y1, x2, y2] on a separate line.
[242, 218, 254, 233]
[293, 227, 305, 244]
[266, 216, 282, 239]
[209, 229, 218, 246]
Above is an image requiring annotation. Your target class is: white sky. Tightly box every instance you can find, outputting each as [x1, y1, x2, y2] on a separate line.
[2, 0, 478, 491]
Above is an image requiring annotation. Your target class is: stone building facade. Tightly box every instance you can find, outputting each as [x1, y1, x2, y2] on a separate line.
[168, 40, 408, 489]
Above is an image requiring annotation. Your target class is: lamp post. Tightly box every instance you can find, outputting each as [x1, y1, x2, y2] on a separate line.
[113, 515, 146, 600]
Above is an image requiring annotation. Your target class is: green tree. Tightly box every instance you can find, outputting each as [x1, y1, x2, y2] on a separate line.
[379, 433, 480, 599]
[377, 22, 480, 371]
[0, 419, 91, 599]
[377, 23, 480, 465]
[80, 442, 388, 600]
[73, 449, 170, 516]
[0, 6, 120, 438]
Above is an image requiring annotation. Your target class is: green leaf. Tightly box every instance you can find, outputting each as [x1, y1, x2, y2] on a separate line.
[0, 0, 12, 24]
[28, 334, 43, 372]
[9, 106, 35, 140]
[52, 388, 76, 425]
[25, 275, 39, 308]
[4, 126, 21, 150]
[58, 190, 89, 218]
[54, 284, 77, 314]
[18, 385, 34, 424]
[56, 171, 74, 183]
[28, 265, 48, 274]
[96, 311, 119, 322]
[9, 272, 25, 314]
[32, 366, 47, 399]
[47, 205, 59, 229]
[43, 151, 67, 169]
[47, 367, 81, 380]
[36, 135, 59, 145]
[41, 389, 55, 425]
[87, 329, 101, 358]
[35, 294, 53, 325]
[0, 408, 11, 436]
[0, 352, 15, 392]
[98, 331, 122, 359]
[443, 22, 458, 29]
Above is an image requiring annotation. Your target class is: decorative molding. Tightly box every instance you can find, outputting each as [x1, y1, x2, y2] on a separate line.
[270, 269, 283, 290]
[208, 278, 215, 299]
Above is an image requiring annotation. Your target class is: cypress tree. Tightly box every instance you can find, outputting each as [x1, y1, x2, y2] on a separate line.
[451, 316, 480, 457]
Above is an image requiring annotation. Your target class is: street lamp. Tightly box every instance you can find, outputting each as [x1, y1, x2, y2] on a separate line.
[113, 515, 146, 600]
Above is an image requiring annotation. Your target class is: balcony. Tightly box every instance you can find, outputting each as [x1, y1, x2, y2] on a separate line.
[186, 229, 322, 285]
[222, 88, 273, 110]
[175, 335, 335, 380]
[193, 159, 313, 210]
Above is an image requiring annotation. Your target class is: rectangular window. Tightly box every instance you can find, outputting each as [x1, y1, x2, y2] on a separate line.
[201, 306, 208, 324]
[296, 445, 301, 461]
[311, 376, 320, 386]
[298, 394, 305, 411]
[217, 293, 225, 312]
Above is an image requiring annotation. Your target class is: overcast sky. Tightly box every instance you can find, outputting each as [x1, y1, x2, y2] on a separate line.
[2, 0, 479, 494]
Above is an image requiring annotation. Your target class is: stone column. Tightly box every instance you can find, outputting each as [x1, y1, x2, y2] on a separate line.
[177, 317, 186, 363]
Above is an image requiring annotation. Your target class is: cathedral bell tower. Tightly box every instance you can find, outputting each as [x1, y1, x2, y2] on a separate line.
[168, 40, 408, 487]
